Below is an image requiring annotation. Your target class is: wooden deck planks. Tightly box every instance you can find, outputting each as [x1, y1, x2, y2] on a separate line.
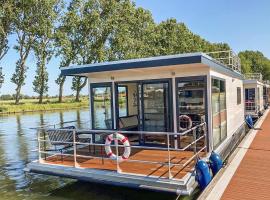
[222, 111, 270, 200]
[44, 148, 199, 180]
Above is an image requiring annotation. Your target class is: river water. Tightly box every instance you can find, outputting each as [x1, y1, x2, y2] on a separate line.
[0, 109, 183, 200]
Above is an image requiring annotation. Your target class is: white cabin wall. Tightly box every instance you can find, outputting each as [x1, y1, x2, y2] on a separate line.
[244, 82, 264, 112]
[209, 70, 245, 140]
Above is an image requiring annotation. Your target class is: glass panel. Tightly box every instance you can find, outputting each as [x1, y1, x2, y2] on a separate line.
[177, 78, 206, 149]
[118, 86, 128, 117]
[177, 80, 206, 128]
[212, 78, 227, 148]
[245, 88, 255, 101]
[92, 85, 112, 129]
[237, 87, 241, 105]
[245, 88, 256, 111]
[117, 83, 139, 132]
[212, 79, 221, 148]
[143, 82, 169, 132]
[220, 80, 227, 141]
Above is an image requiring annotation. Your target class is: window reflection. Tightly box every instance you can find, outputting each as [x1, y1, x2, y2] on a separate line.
[212, 78, 227, 148]
[92, 85, 112, 129]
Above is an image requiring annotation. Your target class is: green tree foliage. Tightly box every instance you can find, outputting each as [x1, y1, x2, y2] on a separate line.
[11, 0, 40, 104]
[32, 0, 63, 104]
[58, 0, 231, 101]
[239, 51, 270, 80]
[0, 0, 14, 87]
[54, 0, 82, 103]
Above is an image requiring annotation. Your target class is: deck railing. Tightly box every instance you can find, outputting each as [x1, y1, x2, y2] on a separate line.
[245, 101, 259, 113]
[206, 50, 241, 73]
[244, 73, 263, 81]
[36, 122, 207, 180]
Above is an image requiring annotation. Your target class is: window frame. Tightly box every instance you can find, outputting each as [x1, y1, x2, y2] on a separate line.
[211, 76, 227, 149]
[175, 75, 208, 132]
[237, 87, 242, 105]
[117, 85, 129, 117]
[90, 82, 114, 130]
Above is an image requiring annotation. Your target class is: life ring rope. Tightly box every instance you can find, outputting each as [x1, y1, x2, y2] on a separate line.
[105, 132, 131, 162]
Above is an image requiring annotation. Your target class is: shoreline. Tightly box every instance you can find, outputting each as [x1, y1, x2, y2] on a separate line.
[0, 106, 89, 115]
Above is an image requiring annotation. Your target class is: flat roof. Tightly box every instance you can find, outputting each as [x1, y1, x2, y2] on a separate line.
[60, 52, 244, 79]
[243, 79, 265, 86]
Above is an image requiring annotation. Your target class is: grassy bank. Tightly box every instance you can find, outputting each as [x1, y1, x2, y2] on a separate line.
[0, 97, 89, 114]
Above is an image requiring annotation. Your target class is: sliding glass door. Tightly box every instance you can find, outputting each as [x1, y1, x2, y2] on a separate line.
[142, 82, 170, 132]
[91, 83, 113, 129]
[212, 78, 227, 149]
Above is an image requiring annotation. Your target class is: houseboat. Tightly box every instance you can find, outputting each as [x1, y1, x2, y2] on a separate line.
[27, 51, 246, 195]
[244, 73, 265, 118]
[263, 81, 270, 109]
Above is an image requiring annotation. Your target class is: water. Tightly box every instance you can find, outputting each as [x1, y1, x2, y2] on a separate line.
[0, 109, 184, 200]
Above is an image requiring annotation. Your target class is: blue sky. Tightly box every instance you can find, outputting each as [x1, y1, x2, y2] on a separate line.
[1, 0, 270, 96]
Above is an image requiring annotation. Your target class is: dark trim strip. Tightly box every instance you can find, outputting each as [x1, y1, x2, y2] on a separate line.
[61, 55, 202, 76]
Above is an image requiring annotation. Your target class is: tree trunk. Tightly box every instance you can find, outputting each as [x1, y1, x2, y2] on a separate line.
[15, 85, 22, 105]
[38, 93, 43, 104]
[75, 89, 80, 102]
[58, 76, 66, 103]
[75, 77, 87, 102]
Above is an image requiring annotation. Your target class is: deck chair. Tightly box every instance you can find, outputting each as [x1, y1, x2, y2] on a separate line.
[46, 126, 91, 161]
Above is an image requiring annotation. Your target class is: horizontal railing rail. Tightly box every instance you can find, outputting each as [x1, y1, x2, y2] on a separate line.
[36, 122, 207, 181]
[245, 101, 258, 112]
[205, 50, 241, 72]
[244, 73, 263, 81]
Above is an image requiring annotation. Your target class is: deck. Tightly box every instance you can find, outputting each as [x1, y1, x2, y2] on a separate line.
[43, 146, 198, 180]
[221, 110, 270, 200]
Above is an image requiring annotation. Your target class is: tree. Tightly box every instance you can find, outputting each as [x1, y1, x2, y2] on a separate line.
[32, 0, 63, 103]
[108, 2, 156, 60]
[0, 0, 13, 87]
[239, 51, 270, 80]
[54, 0, 81, 103]
[11, 0, 39, 104]
[65, 0, 124, 101]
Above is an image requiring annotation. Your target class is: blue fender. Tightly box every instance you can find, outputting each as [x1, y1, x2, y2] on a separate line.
[245, 115, 254, 129]
[209, 152, 223, 175]
[195, 159, 212, 190]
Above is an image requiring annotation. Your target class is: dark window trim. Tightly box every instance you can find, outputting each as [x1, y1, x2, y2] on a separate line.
[90, 82, 114, 130]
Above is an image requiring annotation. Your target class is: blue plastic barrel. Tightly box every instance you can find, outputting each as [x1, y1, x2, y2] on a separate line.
[209, 151, 223, 175]
[195, 159, 212, 190]
[245, 115, 254, 129]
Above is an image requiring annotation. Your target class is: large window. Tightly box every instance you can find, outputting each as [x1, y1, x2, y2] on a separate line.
[245, 88, 255, 101]
[212, 78, 227, 149]
[91, 84, 113, 129]
[177, 78, 206, 132]
[118, 86, 128, 117]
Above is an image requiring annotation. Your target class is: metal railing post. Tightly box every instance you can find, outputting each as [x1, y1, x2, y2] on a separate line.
[167, 132, 172, 179]
[193, 129, 197, 155]
[43, 130, 46, 160]
[73, 130, 78, 167]
[38, 130, 42, 163]
[115, 132, 121, 173]
[203, 123, 208, 154]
